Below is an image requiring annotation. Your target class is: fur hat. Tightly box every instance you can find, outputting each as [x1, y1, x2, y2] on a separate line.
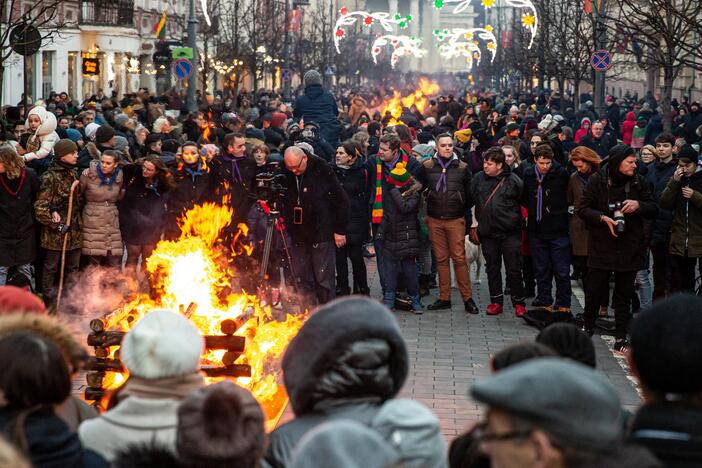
[177, 381, 264, 466]
[121, 309, 203, 379]
[95, 125, 115, 144]
[53, 139, 77, 159]
[303, 70, 322, 87]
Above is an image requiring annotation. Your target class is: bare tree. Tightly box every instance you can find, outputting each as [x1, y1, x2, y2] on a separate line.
[606, 0, 702, 131]
[0, 0, 73, 107]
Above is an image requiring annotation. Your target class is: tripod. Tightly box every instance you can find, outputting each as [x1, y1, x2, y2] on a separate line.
[257, 200, 298, 295]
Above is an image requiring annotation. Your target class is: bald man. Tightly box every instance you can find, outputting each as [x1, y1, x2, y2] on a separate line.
[282, 145, 349, 305]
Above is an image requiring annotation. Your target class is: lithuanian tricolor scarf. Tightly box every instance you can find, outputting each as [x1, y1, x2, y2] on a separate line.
[372, 150, 409, 224]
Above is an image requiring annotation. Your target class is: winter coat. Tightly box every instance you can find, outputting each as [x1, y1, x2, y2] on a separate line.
[632, 122, 647, 149]
[77, 142, 101, 170]
[364, 151, 428, 218]
[574, 118, 591, 144]
[471, 168, 524, 239]
[629, 402, 702, 468]
[578, 171, 658, 271]
[645, 158, 678, 248]
[376, 178, 422, 259]
[265, 299, 408, 468]
[282, 154, 349, 244]
[333, 160, 370, 245]
[80, 161, 123, 256]
[0, 167, 39, 266]
[0, 407, 107, 468]
[621, 112, 636, 145]
[78, 396, 180, 463]
[682, 109, 702, 144]
[580, 132, 616, 159]
[422, 153, 473, 221]
[293, 84, 342, 146]
[659, 169, 702, 257]
[34, 160, 82, 251]
[210, 153, 258, 225]
[567, 172, 590, 256]
[521, 161, 570, 239]
[23, 106, 59, 163]
[118, 164, 169, 246]
[165, 162, 216, 238]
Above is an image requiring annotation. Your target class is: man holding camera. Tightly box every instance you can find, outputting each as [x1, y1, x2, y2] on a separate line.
[578, 144, 658, 351]
[282, 145, 349, 305]
[659, 144, 702, 293]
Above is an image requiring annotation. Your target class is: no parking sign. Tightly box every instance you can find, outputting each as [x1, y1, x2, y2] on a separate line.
[590, 50, 612, 71]
[172, 58, 193, 80]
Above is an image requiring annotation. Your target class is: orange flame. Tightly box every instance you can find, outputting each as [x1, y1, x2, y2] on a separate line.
[380, 78, 440, 125]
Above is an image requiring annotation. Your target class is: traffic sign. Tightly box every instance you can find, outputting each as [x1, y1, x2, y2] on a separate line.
[172, 58, 193, 80]
[281, 68, 292, 82]
[171, 47, 193, 59]
[10, 24, 41, 56]
[590, 50, 612, 72]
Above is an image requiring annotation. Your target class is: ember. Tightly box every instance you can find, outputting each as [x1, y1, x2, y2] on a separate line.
[84, 200, 306, 429]
[380, 78, 440, 125]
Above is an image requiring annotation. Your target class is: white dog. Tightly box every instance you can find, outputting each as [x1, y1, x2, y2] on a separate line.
[451, 236, 483, 287]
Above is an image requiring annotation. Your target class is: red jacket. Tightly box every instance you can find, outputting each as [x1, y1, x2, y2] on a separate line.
[621, 112, 636, 146]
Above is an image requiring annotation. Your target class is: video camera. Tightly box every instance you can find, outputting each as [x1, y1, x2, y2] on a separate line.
[254, 161, 287, 211]
[607, 202, 626, 234]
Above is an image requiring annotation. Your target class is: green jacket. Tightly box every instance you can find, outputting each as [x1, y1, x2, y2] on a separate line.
[34, 160, 82, 251]
[659, 170, 702, 257]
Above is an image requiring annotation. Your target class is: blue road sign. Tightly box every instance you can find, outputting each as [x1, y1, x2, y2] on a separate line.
[172, 58, 193, 80]
[281, 68, 292, 81]
[590, 50, 612, 71]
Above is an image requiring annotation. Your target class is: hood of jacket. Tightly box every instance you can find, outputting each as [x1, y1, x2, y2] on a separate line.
[26, 105, 58, 137]
[625, 111, 635, 122]
[304, 84, 325, 100]
[282, 297, 408, 416]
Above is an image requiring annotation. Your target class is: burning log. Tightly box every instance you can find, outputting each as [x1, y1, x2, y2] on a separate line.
[86, 372, 105, 388]
[86, 357, 125, 373]
[84, 388, 105, 401]
[220, 319, 238, 335]
[94, 347, 109, 359]
[201, 364, 252, 378]
[184, 302, 197, 319]
[221, 351, 242, 366]
[204, 335, 245, 351]
[87, 331, 125, 347]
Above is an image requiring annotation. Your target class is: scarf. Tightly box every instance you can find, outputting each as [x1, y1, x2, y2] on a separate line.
[372, 151, 408, 224]
[184, 160, 204, 182]
[535, 168, 546, 222]
[119, 373, 204, 402]
[97, 165, 120, 187]
[434, 155, 454, 193]
[221, 152, 246, 184]
[0, 167, 25, 198]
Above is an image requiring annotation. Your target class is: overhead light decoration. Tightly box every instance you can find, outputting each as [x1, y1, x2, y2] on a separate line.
[433, 27, 498, 70]
[371, 34, 427, 69]
[201, 0, 212, 26]
[334, 6, 413, 53]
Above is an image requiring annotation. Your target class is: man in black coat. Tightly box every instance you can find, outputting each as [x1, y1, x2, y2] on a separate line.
[293, 70, 342, 148]
[422, 133, 478, 314]
[578, 144, 658, 350]
[681, 101, 702, 144]
[282, 145, 349, 305]
[580, 121, 615, 159]
[521, 143, 572, 314]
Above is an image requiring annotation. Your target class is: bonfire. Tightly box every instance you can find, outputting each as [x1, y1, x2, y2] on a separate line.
[380, 78, 440, 125]
[84, 199, 305, 430]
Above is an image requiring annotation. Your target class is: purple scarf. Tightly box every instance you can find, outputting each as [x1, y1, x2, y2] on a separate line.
[221, 153, 246, 184]
[435, 155, 453, 193]
[535, 169, 546, 221]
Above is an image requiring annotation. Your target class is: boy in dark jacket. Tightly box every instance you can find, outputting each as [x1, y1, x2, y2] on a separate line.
[377, 163, 423, 313]
[521, 143, 572, 314]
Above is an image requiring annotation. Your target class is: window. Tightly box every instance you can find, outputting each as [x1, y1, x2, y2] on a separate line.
[42, 51, 55, 99]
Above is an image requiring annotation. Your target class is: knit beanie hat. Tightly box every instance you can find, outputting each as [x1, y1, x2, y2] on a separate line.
[121, 309, 203, 379]
[0, 286, 46, 314]
[506, 122, 519, 132]
[95, 125, 116, 144]
[177, 381, 264, 466]
[84, 122, 100, 141]
[53, 139, 77, 159]
[677, 144, 699, 164]
[454, 128, 472, 144]
[388, 162, 411, 187]
[303, 70, 323, 87]
[66, 128, 82, 143]
[145, 133, 162, 149]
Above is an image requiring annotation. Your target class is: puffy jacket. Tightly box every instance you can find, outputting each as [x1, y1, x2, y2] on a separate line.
[659, 168, 702, 257]
[645, 158, 677, 247]
[265, 298, 408, 468]
[376, 178, 422, 259]
[293, 85, 342, 146]
[521, 161, 570, 239]
[422, 153, 473, 221]
[80, 161, 123, 256]
[23, 105, 59, 163]
[333, 160, 370, 245]
[471, 168, 524, 239]
[578, 171, 658, 271]
[621, 112, 636, 145]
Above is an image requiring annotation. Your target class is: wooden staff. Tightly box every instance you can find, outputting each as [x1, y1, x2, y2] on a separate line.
[56, 180, 80, 311]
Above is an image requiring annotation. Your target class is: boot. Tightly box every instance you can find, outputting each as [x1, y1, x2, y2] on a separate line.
[418, 274, 430, 297]
[410, 295, 423, 315]
[383, 292, 396, 309]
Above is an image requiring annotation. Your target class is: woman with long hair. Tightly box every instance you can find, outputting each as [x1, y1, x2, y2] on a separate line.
[568, 146, 601, 282]
[0, 144, 40, 286]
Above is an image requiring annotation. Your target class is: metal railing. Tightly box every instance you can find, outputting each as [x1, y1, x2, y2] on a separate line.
[80, 0, 135, 27]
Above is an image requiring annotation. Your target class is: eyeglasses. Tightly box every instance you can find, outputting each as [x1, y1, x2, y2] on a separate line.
[287, 155, 306, 170]
[474, 423, 533, 443]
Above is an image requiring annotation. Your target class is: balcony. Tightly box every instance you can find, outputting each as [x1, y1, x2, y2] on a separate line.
[80, 0, 135, 28]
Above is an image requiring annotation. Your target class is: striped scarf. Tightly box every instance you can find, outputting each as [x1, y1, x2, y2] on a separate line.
[372, 151, 408, 224]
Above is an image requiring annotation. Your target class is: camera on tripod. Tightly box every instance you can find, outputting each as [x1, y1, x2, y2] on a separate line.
[254, 161, 287, 210]
[607, 202, 626, 234]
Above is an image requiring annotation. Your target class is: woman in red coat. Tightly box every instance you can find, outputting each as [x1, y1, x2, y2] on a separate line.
[621, 112, 636, 146]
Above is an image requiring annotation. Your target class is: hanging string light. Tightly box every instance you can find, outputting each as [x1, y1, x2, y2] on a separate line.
[433, 26, 498, 68]
[334, 6, 413, 53]
[371, 34, 427, 69]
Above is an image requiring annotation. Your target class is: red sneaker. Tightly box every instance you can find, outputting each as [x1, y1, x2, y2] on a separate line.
[486, 303, 503, 315]
[515, 304, 527, 317]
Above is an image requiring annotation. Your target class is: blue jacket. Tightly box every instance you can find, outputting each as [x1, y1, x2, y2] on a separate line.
[293, 85, 341, 146]
[645, 158, 677, 247]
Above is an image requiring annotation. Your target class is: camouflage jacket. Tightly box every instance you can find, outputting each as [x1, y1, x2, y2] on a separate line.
[34, 160, 83, 251]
